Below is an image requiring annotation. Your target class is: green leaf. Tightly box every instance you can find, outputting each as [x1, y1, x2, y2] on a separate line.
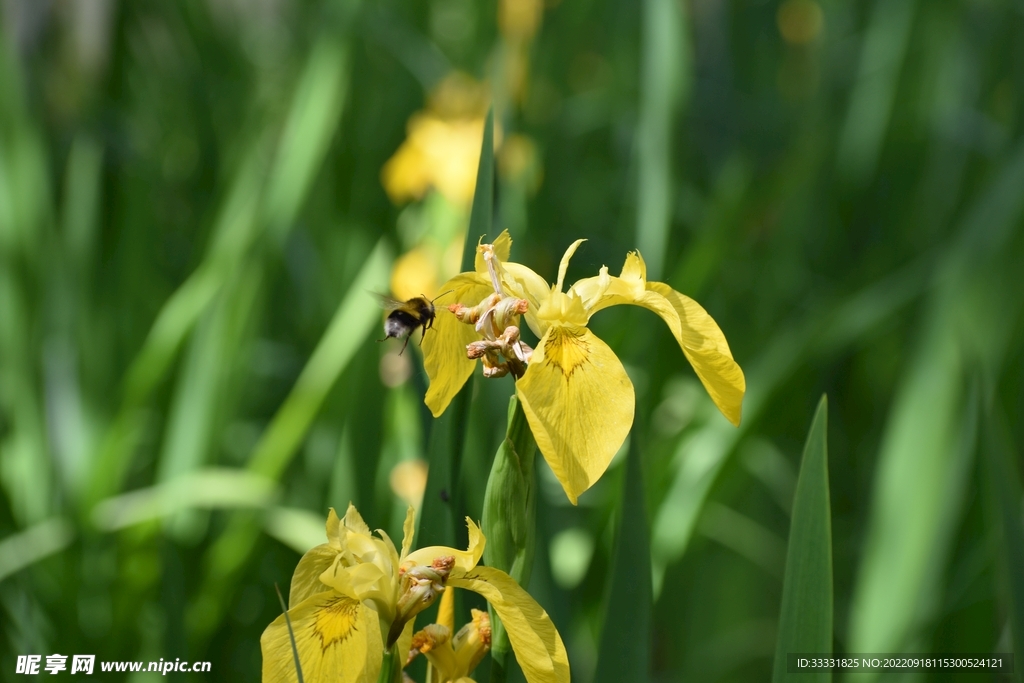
[594, 440, 653, 683]
[0, 519, 74, 584]
[188, 237, 389, 640]
[846, 308, 969, 657]
[417, 108, 494, 549]
[984, 410, 1024, 683]
[773, 395, 832, 683]
[635, 0, 689, 280]
[466, 108, 495, 252]
[248, 238, 391, 479]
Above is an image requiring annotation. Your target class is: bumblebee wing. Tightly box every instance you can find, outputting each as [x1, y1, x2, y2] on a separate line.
[372, 292, 407, 312]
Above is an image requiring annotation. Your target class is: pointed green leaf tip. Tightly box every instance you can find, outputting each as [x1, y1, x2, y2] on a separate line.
[417, 108, 493, 550]
[773, 395, 833, 683]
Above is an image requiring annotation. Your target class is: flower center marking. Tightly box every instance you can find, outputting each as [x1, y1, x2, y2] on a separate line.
[545, 327, 589, 379]
[313, 596, 360, 650]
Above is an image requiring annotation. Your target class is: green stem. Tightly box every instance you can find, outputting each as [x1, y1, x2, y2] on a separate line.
[481, 395, 537, 683]
[377, 647, 403, 683]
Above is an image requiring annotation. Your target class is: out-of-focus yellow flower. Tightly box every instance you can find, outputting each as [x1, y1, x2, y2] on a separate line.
[499, 0, 544, 41]
[389, 459, 428, 510]
[381, 74, 489, 209]
[391, 246, 443, 302]
[261, 505, 569, 683]
[424, 232, 745, 504]
[777, 0, 823, 45]
[498, 134, 542, 193]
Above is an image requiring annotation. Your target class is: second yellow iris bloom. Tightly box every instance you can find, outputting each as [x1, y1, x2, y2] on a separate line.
[261, 504, 569, 683]
[423, 232, 745, 503]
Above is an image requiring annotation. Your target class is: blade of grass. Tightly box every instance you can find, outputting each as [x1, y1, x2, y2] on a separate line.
[89, 32, 354, 506]
[274, 583, 306, 683]
[848, 137, 1024, 666]
[0, 519, 75, 585]
[773, 396, 832, 683]
[594, 440, 653, 683]
[846, 304, 968, 660]
[635, 0, 689, 280]
[836, 0, 916, 185]
[91, 468, 278, 531]
[188, 237, 390, 640]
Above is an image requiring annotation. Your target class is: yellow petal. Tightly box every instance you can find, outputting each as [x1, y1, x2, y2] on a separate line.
[404, 517, 485, 572]
[400, 506, 416, 560]
[261, 591, 382, 683]
[395, 621, 416, 670]
[501, 262, 551, 338]
[320, 556, 386, 605]
[565, 267, 611, 315]
[516, 326, 635, 504]
[474, 229, 513, 274]
[437, 582, 456, 630]
[423, 273, 494, 417]
[619, 249, 646, 284]
[449, 566, 570, 683]
[376, 528, 402, 577]
[555, 239, 586, 292]
[568, 251, 745, 426]
[325, 508, 342, 547]
[648, 282, 745, 425]
[420, 632, 460, 680]
[342, 503, 371, 537]
[570, 252, 652, 318]
[288, 544, 339, 607]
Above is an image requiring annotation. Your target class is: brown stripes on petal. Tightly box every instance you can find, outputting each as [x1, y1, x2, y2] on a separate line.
[312, 595, 360, 651]
[543, 326, 590, 379]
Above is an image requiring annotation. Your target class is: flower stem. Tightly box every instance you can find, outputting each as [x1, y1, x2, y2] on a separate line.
[481, 394, 537, 683]
[377, 647, 404, 683]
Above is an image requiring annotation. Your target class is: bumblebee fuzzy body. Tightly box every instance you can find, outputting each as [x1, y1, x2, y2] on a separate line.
[376, 295, 437, 354]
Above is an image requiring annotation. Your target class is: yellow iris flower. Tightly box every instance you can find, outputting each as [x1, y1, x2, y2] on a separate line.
[423, 232, 745, 503]
[261, 504, 569, 683]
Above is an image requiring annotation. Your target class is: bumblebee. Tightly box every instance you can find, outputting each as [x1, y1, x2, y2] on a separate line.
[376, 292, 450, 355]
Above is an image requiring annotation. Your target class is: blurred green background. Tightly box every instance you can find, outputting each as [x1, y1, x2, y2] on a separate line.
[1, 0, 1023, 681]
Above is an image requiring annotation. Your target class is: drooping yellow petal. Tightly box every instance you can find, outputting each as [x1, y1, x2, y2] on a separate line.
[423, 273, 494, 417]
[571, 251, 745, 426]
[648, 282, 745, 425]
[288, 544, 339, 607]
[404, 517, 485, 572]
[449, 566, 570, 683]
[261, 591, 382, 683]
[516, 325, 635, 504]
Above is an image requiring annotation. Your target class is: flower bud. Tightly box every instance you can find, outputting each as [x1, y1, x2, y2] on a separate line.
[387, 556, 455, 648]
[452, 609, 492, 675]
